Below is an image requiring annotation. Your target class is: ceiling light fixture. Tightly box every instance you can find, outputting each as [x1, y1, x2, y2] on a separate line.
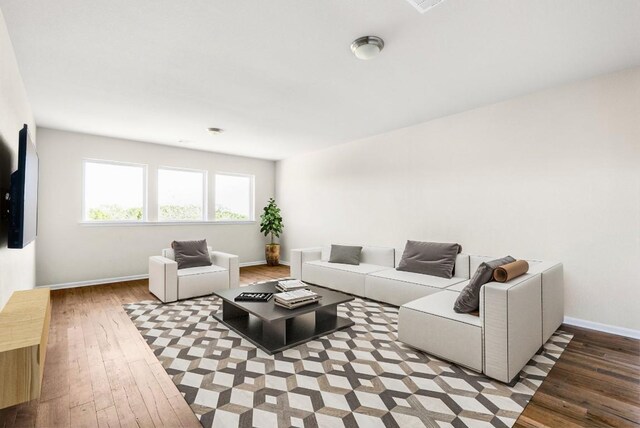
[350, 36, 385, 60]
[207, 127, 224, 135]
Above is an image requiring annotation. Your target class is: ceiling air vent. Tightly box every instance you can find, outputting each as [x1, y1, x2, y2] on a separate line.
[405, 0, 446, 14]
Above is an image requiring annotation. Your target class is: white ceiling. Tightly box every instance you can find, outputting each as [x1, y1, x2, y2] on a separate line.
[1, 0, 640, 160]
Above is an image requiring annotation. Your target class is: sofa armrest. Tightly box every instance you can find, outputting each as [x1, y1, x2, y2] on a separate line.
[210, 251, 240, 288]
[149, 256, 178, 302]
[290, 247, 322, 279]
[537, 263, 564, 342]
[482, 274, 543, 383]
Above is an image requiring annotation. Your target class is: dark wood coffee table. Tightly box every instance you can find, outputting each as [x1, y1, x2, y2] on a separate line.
[211, 281, 354, 354]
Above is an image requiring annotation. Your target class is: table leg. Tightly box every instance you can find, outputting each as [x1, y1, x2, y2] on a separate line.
[222, 300, 248, 320]
[315, 304, 337, 325]
[263, 318, 286, 345]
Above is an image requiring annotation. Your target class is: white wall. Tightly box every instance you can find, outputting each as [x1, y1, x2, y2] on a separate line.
[0, 9, 36, 309]
[36, 128, 275, 286]
[277, 68, 640, 332]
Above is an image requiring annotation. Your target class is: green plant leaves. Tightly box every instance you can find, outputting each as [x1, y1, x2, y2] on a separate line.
[259, 198, 284, 244]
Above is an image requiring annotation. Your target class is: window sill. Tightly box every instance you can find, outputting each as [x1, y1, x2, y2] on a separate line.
[78, 220, 256, 227]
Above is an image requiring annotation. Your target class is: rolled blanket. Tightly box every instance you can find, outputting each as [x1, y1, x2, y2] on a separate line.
[493, 260, 529, 283]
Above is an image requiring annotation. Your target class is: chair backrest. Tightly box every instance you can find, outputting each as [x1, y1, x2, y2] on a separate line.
[453, 253, 470, 279]
[361, 246, 395, 267]
[320, 245, 395, 267]
[162, 248, 175, 260]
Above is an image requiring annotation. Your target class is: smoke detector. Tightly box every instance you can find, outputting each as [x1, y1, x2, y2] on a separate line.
[405, 0, 446, 14]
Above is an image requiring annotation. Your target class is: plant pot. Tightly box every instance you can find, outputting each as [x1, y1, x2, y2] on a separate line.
[265, 244, 280, 266]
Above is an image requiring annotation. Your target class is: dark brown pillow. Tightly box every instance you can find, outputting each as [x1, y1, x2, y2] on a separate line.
[454, 256, 516, 313]
[171, 239, 212, 270]
[396, 240, 462, 279]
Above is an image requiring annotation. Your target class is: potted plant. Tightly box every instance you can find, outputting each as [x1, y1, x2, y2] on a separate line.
[260, 198, 284, 266]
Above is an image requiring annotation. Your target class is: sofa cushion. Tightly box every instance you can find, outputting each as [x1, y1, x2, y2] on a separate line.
[365, 270, 465, 307]
[446, 279, 470, 292]
[361, 246, 396, 267]
[404, 252, 469, 279]
[403, 291, 482, 327]
[328, 244, 362, 265]
[397, 241, 462, 279]
[469, 255, 542, 274]
[322, 245, 395, 267]
[398, 291, 482, 371]
[177, 265, 229, 300]
[177, 265, 227, 277]
[454, 256, 515, 313]
[493, 260, 529, 283]
[304, 260, 388, 275]
[302, 260, 388, 297]
[162, 245, 213, 262]
[453, 253, 470, 279]
[469, 255, 496, 275]
[171, 239, 212, 270]
[368, 269, 466, 289]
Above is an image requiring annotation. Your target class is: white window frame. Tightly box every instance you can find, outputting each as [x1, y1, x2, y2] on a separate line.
[82, 159, 148, 223]
[213, 172, 255, 223]
[157, 166, 208, 222]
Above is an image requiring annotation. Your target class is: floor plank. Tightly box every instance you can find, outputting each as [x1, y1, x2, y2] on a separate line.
[96, 406, 119, 428]
[127, 359, 183, 427]
[34, 395, 70, 428]
[69, 401, 99, 428]
[2, 264, 638, 427]
[515, 323, 640, 427]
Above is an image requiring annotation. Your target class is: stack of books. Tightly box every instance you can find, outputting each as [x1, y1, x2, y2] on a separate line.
[274, 289, 322, 309]
[276, 279, 308, 292]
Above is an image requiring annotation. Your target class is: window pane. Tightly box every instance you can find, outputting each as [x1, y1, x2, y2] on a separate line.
[158, 169, 205, 221]
[84, 162, 144, 221]
[215, 174, 252, 221]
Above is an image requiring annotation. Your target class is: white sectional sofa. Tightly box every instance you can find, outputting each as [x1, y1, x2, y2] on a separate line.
[290, 246, 395, 297]
[290, 246, 564, 384]
[365, 253, 470, 307]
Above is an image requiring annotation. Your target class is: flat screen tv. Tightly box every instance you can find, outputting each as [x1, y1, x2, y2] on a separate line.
[8, 124, 38, 249]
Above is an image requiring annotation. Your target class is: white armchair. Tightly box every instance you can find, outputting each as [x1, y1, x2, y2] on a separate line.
[149, 246, 240, 303]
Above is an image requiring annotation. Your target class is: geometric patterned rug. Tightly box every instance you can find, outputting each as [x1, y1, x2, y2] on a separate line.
[124, 287, 572, 428]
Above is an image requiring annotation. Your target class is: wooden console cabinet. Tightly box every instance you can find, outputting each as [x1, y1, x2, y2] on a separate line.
[0, 288, 51, 409]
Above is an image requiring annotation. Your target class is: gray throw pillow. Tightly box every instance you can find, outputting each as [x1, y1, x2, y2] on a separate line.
[171, 239, 212, 270]
[454, 256, 516, 313]
[328, 244, 363, 265]
[396, 240, 462, 279]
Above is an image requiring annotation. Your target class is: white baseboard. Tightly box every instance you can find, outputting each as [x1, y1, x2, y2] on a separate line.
[239, 260, 268, 267]
[239, 260, 290, 267]
[41, 274, 149, 290]
[240, 260, 289, 267]
[564, 316, 640, 339]
[41, 260, 279, 290]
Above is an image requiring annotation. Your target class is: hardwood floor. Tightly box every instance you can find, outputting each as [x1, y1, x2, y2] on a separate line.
[0, 265, 289, 428]
[1, 264, 638, 427]
[515, 325, 640, 427]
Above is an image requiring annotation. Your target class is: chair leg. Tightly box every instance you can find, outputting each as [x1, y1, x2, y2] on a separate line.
[506, 374, 520, 387]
